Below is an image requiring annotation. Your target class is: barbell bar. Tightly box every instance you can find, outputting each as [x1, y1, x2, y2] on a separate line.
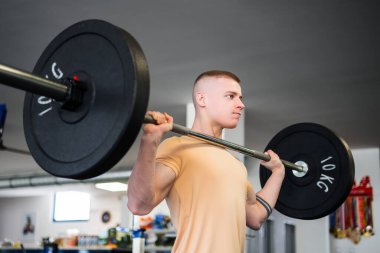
[0, 63, 305, 173]
[0, 64, 68, 101]
[0, 19, 355, 220]
[145, 115, 304, 171]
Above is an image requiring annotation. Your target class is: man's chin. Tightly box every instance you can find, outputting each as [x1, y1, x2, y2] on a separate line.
[224, 123, 239, 129]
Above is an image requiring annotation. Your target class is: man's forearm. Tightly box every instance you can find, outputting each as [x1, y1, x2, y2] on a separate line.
[256, 170, 285, 209]
[127, 134, 160, 214]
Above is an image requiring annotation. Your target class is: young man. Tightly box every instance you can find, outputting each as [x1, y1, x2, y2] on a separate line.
[127, 70, 285, 253]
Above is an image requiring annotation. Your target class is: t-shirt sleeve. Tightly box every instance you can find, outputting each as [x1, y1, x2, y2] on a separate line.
[156, 137, 182, 177]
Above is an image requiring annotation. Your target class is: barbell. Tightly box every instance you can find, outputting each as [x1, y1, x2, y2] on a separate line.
[0, 19, 355, 220]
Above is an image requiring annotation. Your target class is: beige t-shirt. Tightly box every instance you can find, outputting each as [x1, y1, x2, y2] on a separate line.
[156, 136, 248, 253]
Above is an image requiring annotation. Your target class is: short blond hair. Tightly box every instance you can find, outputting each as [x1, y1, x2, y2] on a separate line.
[194, 70, 240, 85]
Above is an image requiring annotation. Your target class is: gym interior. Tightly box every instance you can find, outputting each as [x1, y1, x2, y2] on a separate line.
[0, 1, 379, 253]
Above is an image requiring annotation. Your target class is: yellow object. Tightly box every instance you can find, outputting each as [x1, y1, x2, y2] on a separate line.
[156, 136, 247, 253]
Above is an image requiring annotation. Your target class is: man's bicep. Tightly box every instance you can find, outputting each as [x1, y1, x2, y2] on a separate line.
[154, 162, 176, 205]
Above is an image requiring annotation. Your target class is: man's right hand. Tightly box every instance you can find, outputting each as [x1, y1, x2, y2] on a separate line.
[143, 111, 173, 138]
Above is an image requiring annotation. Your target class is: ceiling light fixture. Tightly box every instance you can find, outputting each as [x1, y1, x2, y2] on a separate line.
[95, 182, 128, 192]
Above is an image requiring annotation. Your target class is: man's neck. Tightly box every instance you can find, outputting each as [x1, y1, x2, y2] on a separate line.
[191, 117, 223, 138]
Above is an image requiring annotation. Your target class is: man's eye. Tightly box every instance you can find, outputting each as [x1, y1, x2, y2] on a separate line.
[226, 95, 234, 99]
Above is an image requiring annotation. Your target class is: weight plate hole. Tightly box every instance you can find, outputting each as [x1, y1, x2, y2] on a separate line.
[292, 161, 309, 177]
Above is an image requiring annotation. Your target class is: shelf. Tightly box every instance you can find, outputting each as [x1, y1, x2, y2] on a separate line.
[0, 246, 172, 253]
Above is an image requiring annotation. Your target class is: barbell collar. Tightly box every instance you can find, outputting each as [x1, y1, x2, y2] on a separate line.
[143, 115, 305, 173]
[0, 64, 68, 101]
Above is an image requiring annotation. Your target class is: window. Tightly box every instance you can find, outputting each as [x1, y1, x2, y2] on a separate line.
[53, 191, 90, 222]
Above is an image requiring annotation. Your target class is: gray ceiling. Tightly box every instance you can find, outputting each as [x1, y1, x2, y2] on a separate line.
[0, 0, 379, 179]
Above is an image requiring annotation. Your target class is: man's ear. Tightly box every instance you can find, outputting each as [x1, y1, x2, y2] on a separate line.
[195, 92, 206, 107]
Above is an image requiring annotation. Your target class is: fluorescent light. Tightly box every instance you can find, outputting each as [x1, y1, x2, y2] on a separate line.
[95, 182, 128, 192]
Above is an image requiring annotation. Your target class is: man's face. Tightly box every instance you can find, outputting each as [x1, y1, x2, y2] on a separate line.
[201, 76, 245, 128]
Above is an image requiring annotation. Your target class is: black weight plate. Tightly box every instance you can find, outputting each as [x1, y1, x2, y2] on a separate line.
[260, 123, 355, 220]
[23, 20, 149, 179]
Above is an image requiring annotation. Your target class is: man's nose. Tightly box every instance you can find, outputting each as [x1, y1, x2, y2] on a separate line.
[237, 99, 245, 109]
[236, 102, 245, 110]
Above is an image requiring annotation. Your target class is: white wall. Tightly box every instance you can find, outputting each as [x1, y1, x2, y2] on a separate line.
[0, 190, 124, 247]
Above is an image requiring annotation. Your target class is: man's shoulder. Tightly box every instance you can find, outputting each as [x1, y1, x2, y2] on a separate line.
[161, 135, 195, 145]
[160, 136, 181, 146]
[159, 136, 197, 153]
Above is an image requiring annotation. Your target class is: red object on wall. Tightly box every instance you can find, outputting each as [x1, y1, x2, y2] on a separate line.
[330, 175, 374, 244]
[350, 176, 373, 198]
